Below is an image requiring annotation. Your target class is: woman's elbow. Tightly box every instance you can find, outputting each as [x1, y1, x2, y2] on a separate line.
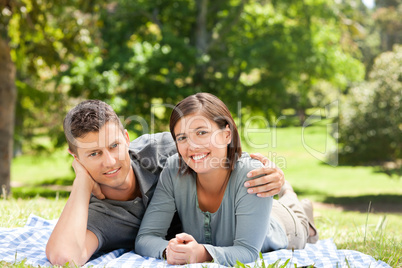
[134, 235, 145, 256]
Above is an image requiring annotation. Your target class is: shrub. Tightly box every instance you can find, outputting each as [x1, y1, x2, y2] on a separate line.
[337, 45, 402, 164]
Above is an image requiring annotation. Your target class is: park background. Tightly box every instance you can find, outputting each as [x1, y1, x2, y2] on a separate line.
[0, 0, 401, 267]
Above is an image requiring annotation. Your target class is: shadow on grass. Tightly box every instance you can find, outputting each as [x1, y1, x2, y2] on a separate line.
[11, 186, 71, 199]
[322, 194, 402, 214]
[39, 176, 74, 186]
[373, 166, 402, 179]
[9, 175, 74, 199]
[291, 187, 402, 214]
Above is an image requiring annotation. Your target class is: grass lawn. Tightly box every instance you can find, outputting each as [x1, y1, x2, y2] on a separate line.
[2, 125, 401, 267]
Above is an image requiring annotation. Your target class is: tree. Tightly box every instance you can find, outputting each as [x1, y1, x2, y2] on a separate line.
[0, 0, 102, 195]
[0, 17, 17, 196]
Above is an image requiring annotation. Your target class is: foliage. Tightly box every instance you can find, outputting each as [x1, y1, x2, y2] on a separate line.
[2, 0, 103, 153]
[337, 45, 402, 164]
[57, 0, 365, 135]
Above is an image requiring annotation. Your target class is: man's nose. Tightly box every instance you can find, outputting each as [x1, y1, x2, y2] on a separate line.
[103, 150, 117, 167]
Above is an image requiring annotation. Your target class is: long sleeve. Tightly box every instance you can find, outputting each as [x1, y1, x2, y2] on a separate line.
[135, 163, 176, 258]
[201, 158, 274, 265]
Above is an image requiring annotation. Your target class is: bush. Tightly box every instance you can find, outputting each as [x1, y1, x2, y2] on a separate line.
[337, 45, 402, 164]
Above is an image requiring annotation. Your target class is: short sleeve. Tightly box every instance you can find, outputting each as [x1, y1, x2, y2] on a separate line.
[129, 132, 176, 173]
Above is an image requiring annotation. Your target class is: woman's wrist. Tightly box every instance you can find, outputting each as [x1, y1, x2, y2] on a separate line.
[198, 245, 212, 262]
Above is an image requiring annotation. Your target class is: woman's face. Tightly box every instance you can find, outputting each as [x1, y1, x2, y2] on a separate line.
[174, 113, 232, 175]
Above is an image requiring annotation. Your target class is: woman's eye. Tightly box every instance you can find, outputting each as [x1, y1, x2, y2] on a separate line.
[197, 130, 207, 136]
[176, 136, 186, 142]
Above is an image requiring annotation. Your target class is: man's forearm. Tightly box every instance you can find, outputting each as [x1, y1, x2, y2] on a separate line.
[46, 178, 97, 266]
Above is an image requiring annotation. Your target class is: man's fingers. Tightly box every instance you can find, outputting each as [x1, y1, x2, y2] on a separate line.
[247, 166, 278, 179]
[256, 188, 280, 198]
[92, 183, 105, 199]
[245, 170, 278, 187]
[245, 174, 282, 192]
[249, 153, 269, 166]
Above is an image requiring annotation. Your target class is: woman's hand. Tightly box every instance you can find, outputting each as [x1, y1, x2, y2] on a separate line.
[165, 233, 212, 265]
[244, 153, 285, 197]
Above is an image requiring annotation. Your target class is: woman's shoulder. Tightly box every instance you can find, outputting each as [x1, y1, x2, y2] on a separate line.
[235, 152, 264, 170]
[231, 152, 264, 183]
[163, 153, 181, 173]
[163, 154, 195, 182]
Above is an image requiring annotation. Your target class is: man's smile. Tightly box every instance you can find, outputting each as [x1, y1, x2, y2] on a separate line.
[103, 167, 121, 176]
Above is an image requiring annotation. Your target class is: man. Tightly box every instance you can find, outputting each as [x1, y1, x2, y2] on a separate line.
[46, 100, 284, 266]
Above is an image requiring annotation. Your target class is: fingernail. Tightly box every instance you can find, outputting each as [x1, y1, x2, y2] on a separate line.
[247, 189, 253, 194]
[247, 172, 252, 177]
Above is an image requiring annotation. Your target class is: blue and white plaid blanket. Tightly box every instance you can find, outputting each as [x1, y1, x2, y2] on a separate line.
[0, 214, 390, 268]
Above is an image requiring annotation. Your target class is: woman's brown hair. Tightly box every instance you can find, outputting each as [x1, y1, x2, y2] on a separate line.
[169, 93, 242, 175]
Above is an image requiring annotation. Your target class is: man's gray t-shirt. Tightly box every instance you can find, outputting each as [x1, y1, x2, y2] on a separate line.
[87, 132, 180, 252]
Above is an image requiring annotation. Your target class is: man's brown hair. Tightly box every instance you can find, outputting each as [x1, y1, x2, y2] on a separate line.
[63, 100, 124, 155]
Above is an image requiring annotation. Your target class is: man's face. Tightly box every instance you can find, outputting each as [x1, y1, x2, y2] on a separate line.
[75, 122, 132, 189]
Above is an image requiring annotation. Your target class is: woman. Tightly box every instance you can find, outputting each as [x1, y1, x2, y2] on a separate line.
[135, 93, 318, 266]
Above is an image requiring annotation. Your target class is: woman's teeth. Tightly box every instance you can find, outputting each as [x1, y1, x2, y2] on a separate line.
[192, 154, 207, 161]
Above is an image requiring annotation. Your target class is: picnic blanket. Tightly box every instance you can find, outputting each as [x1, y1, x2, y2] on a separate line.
[0, 214, 390, 268]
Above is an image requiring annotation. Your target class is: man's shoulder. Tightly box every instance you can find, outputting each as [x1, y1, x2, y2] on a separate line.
[129, 132, 175, 152]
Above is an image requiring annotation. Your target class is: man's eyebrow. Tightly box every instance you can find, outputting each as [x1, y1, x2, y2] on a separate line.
[108, 139, 120, 146]
[84, 148, 100, 155]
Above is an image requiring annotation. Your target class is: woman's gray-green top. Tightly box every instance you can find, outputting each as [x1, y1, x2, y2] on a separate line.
[135, 152, 288, 266]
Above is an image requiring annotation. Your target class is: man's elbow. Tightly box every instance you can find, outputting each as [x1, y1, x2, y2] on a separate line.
[46, 243, 88, 266]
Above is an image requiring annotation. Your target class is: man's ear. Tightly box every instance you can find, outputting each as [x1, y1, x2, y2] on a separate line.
[124, 129, 130, 145]
[67, 149, 78, 159]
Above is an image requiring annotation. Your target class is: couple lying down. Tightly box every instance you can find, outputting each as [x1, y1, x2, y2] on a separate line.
[46, 93, 318, 266]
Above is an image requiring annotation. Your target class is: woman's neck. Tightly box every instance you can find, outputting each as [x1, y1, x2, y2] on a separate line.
[196, 168, 231, 213]
[197, 168, 230, 194]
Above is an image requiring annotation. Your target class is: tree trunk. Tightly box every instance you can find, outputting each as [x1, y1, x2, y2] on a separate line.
[193, 0, 209, 89]
[0, 37, 17, 198]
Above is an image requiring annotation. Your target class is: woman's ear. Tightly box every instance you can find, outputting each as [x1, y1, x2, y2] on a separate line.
[225, 124, 232, 144]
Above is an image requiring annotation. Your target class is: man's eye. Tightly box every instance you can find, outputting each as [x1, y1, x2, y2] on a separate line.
[89, 152, 99, 157]
[111, 143, 118, 149]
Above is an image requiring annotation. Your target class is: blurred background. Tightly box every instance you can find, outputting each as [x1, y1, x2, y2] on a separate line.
[0, 0, 401, 200]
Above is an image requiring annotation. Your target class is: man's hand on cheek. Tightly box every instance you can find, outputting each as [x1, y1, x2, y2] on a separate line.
[244, 153, 285, 197]
[70, 153, 105, 200]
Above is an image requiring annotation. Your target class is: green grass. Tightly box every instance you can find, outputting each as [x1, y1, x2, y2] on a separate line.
[3, 125, 401, 267]
[242, 125, 402, 200]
